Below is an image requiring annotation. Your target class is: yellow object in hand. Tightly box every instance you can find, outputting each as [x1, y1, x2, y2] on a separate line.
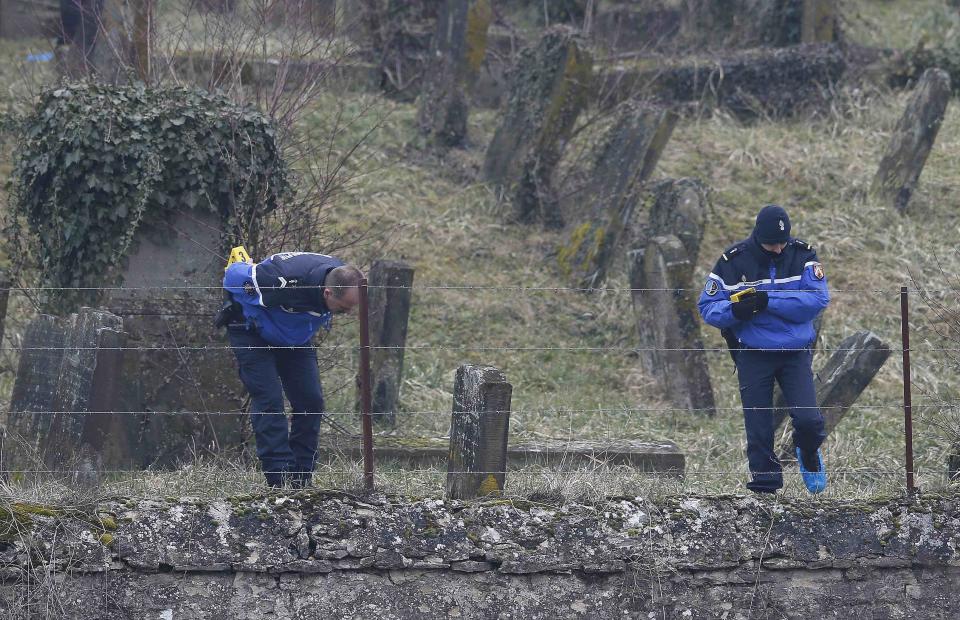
[730, 287, 756, 303]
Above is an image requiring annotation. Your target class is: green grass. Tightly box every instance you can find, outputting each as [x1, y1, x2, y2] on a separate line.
[2, 1, 960, 504]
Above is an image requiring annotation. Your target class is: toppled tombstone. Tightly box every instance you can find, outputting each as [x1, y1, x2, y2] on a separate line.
[601, 43, 845, 119]
[871, 68, 951, 213]
[774, 330, 891, 459]
[483, 26, 593, 227]
[629, 235, 715, 414]
[593, 0, 837, 54]
[7, 308, 125, 470]
[557, 103, 678, 288]
[416, 0, 493, 146]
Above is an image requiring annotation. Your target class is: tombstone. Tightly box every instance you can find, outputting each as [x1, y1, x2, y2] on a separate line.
[446, 364, 512, 500]
[557, 104, 678, 288]
[366, 260, 414, 428]
[416, 0, 493, 146]
[7, 308, 126, 470]
[871, 68, 951, 213]
[0, 269, 9, 348]
[629, 235, 715, 414]
[801, 0, 837, 43]
[57, 0, 130, 82]
[101, 210, 245, 468]
[483, 26, 593, 228]
[377, 0, 440, 98]
[619, 177, 709, 277]
[773, 331, 891, 459]
[0, 0, 58, 39]
[197, 0, 236, 13]
[600, 43, 846, 119]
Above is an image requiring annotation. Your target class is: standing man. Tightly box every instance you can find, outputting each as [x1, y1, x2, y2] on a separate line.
[698, 205, 829, 494]
[218, 251, 363, 488]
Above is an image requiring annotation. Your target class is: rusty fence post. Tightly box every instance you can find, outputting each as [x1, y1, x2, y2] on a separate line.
[901, 285, 915, 497]
[358, 277, 375, 491]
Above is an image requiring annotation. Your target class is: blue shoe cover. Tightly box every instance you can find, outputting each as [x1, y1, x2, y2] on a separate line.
[796, 447, 827, 494]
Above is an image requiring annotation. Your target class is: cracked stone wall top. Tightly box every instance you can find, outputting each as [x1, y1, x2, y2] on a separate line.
[3, 492, 960, 618]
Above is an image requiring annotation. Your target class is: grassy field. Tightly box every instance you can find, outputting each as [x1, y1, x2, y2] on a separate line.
[3, 0, 960, 504]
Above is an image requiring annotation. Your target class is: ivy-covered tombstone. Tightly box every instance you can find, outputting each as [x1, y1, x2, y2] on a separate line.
[7, 82, 290, 467]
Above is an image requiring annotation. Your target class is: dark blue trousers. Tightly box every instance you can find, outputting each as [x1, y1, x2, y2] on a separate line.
[228, 327, 324, 486]
[735, 349, 826, 493]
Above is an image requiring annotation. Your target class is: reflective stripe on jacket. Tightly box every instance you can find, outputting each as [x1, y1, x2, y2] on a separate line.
[697, 235, 829, 351]
[223, 252, 343, 346]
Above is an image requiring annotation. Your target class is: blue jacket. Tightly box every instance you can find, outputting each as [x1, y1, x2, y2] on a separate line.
[223, 252, 344, 346]
[697, 235, 829, 351]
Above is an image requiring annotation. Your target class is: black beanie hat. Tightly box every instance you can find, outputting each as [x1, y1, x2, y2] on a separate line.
[754, 204, 790, 244]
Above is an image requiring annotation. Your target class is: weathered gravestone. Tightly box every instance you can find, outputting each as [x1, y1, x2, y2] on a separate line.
[601, 43, 845, 118]
[871, 68, 951, 213]
[7, 308, 126, 470]
[57, 0, 140, 82]
[446, 364, 512, 500]
[0, 269, 9, 349]
[0, 0, 58, 39]
[594, 0, 836, 54]
[416, 0, 493, 146]
[483, 26, 593, 227]
[366, 259, 414, 428]
[801, 0, 837, 44]
[773, 330, 890, 460]
[102, 211, 246, 468]
[629, 235, 715, 414]
[557, 103, 677, 288]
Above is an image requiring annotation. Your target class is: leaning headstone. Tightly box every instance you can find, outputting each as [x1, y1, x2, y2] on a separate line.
[774, 330, 891, 459]
[7, 308, 125, 469]
[871, 68, 951, 213]
[483, 26, 593, 227]
[416, 0, 493, 146]
[628, 177, 709, 267]
[446, 364, 512, 500]
[629, 235, 715, 414]
[557, 104, 678, 288]
[366, 260, 415, 428]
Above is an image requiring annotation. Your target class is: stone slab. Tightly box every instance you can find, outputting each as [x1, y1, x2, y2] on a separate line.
[318, 435, 684, 475]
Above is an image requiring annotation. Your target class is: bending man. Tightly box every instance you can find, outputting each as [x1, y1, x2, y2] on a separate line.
[698, 205, 829, 494]
[219, 251, 362, 487]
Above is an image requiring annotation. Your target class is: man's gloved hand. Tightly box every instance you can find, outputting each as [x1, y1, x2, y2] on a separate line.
[214, 299, 243, 328]
[731, 297, 757, 321]
[753, 290, 769, 312]
[731, 290, 769, 321]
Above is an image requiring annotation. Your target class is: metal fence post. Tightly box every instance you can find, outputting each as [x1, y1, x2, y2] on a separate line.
[901, 285, 915, 496]
[358, 277, 375, 491]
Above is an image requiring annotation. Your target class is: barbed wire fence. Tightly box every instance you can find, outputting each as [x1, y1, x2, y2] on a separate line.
[0, 279, 952, 501]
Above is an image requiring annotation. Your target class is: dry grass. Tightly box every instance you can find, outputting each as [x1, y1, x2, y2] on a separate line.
[2, 3, 960, 505]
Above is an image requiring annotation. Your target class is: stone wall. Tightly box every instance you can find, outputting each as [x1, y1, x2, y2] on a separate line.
[2, 491, 960, 618]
